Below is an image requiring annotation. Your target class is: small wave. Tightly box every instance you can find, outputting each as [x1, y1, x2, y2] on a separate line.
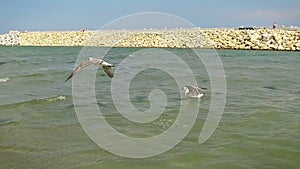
[20, 73, 46, 78]
[0, 95, 71, 107]
[263, 85, 277, 90]
[0, 77, 10, 83]
[0, 59, 26, 65]
[219, 54, 233, 57]
[66, 60, 76, 64]
[46, 95, 66, 102]
[0, 119, 18, 126]
[236, 65, 293, 71]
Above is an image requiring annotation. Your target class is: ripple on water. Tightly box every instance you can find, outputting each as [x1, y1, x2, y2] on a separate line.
[0, 119, 19, 126]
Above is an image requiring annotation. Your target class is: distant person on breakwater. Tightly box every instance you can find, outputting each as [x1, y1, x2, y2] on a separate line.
[273, 21, 278, 29]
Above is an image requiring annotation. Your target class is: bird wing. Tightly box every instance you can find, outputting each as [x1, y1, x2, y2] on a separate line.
[65, 60, 98, 81]
[196, 86, 207, 93]
[101, 60, 114, 67]
[185, 86, 199, 96]
[102, 65, 114, 78]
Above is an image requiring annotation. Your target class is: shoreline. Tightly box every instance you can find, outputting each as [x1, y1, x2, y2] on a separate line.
[0, 28, 299, 51]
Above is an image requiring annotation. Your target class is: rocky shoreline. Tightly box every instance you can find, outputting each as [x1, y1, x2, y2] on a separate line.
[0, 28, 299, 51]
[0, 31, 21, 46]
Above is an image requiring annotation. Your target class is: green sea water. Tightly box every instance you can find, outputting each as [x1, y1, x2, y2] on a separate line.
[0, 46, 299, 168]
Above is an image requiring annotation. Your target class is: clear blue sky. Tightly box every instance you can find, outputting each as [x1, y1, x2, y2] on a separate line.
[1, 0, 299, 33]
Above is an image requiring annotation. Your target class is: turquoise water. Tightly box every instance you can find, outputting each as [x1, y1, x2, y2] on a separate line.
[0, 46, 299, 168]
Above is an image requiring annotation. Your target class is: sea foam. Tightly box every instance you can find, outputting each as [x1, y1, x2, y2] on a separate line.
[0, 77, 10, 83]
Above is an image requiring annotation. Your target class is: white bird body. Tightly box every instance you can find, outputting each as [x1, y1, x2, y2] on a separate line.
[183, 85, 207, 98]
[65, 57, 114, 81]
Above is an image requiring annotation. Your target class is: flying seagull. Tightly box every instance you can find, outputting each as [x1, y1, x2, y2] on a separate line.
[183, 85, 207, 98]
[65, 57, 114, 81]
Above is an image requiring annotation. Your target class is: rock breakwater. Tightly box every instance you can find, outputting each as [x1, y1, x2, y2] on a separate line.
[0, 31, 21, 46]
[20, 31, 93, 46]
[1, 28, 299, 50]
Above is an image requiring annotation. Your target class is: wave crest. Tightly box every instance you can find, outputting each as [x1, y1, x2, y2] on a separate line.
[46, 95, 66, 102]
[0, 77, 10, 83]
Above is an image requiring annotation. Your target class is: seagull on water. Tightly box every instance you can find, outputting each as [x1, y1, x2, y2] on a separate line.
[65, 57, 114, 81]
[183, 85, 207, 98]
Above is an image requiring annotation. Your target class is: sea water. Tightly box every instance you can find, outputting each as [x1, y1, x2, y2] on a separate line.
[0, 46, 299, 168]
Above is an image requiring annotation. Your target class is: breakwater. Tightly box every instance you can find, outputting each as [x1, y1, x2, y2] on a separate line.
[1, 28, 299, 50]
[0, 31, 21, 45]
